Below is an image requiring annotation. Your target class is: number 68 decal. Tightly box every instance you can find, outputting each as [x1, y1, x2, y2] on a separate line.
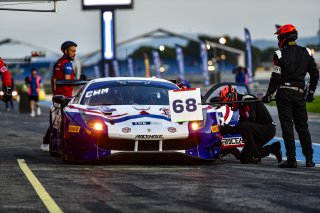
[172, 98, 197, 113]
[168, 88, 203, 122]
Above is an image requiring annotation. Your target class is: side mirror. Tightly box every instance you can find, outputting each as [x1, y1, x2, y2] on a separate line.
[52, 95, 66, 104]
[209, 96, 220, 103]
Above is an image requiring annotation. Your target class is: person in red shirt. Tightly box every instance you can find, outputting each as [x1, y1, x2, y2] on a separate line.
[41, 41, 77, 151]
[51, 41, 77, 98]
[0, 58, 12, 102]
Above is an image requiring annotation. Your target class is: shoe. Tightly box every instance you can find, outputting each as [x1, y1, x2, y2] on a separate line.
[36, 107, 41, 116]
[30, 110, 35, 117]
[278, 160, 297, 168]
[230, 148, 241, 160]
[40, 144, 49, 151]
[306, 159, 315, 167]
[240, 156, 261, 164]
[270, 141, 282, 163]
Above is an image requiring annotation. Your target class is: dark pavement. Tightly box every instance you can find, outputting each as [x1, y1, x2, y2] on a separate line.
[0, 102, 320, 213]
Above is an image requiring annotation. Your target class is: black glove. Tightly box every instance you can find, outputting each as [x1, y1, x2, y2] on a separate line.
[2, 86, 12, 103]
[220, 125, 239, 135]
[262, 93, 272, 103]
[306, 91, 315, 102]
[80, 74, 87, 80]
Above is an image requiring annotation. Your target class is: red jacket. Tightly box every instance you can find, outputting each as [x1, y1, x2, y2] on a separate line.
[0, 58, 12, 87]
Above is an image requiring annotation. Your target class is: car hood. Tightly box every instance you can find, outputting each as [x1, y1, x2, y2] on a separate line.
[68, 104, 189, 140]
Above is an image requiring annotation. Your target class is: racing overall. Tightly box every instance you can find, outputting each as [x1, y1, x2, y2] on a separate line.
[237, 94, 276, 163]
[266, 42, 319, 162]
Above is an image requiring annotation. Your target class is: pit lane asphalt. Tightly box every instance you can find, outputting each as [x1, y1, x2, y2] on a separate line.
[1, 102, 320, 213]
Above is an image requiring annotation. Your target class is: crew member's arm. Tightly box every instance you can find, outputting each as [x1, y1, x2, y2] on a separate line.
[63, 61, 73, 80]
[0, 59, 12, 102]
[262, 52, 281, 103]
[306, 48, 319, 102]
[267, 52, 282, 95]
[51, 75, 55, 94]
[0, 59, 12, 87]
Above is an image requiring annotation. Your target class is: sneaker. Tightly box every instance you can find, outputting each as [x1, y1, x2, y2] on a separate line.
[40, 144, 49, 151]
[279, 160, 297, 168]
[30, 110, 35, 117]
[36, 107, 41, 116]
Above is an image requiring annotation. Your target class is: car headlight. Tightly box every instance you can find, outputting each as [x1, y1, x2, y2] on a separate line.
[189, 110, 207, 131]
[92, 122, 103, 131]
[12, 91, 18, 96]
[80, 111, 105, 131]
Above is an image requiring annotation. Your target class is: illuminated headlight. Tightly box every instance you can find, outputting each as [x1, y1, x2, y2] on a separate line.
[0, 91, 3, 96]
[93, 122, 103, 131]
[12, 91, 18, 96]
[80, 111, 105, 131]
[190, 120, 205, 130]
[190, 110, 207, 131]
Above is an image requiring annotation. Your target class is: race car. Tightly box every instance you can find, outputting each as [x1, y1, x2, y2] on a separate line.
[49, 77, 248, 163]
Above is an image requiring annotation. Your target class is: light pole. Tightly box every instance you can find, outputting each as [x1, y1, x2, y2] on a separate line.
[218, 37, 226, 82]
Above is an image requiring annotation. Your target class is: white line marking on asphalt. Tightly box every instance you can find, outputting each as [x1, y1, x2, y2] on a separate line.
[17, 159, 63, 213]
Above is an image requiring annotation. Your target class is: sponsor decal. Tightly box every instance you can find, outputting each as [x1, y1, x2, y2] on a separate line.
[122, 127, 131, 133]
[221, 137, 244, 147]
[132, 121, 151, 125]
[85, 88, 109, 98]
[211, 125, 219, 133]
[68, 125, 81, 133]
[135, 135, 164, 139]
[167, 127, 177, 133]
[133, 106, 151, 111]
[160, 107, 170, 116]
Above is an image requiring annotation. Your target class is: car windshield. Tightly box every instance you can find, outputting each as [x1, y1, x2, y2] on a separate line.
[80, 81, 178, 106]
[205, 84, 248, 103]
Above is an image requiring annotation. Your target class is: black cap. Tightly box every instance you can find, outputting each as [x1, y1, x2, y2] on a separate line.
[61, 41, 77, 50]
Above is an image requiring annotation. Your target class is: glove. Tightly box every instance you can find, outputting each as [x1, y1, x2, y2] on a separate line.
[80, 74, 87, 80]
[220, 125, 239, 135]
[306, 91, 315, 102]
[262, 93, 272, 103]
[2, 86, 12, 103]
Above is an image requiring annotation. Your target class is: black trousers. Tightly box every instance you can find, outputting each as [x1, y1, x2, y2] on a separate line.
[239, 122, 276, 163]
[276, 88, 313, 160]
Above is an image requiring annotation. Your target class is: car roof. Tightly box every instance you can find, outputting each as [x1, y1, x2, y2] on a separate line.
[89, 77, 175, 85]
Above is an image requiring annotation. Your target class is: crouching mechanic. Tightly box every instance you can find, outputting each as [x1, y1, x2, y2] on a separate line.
[0, 58, 12, 102]
[219, 85, 282, 164]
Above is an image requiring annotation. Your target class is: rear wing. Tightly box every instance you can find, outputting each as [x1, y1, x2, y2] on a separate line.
[56, 80, 90, 86]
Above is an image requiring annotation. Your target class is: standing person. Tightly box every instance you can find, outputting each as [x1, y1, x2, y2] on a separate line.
[41, 41, 77, 151]
[262, 24, 319, 168]
[51, 41, 77, 97]
[219, 85, 282, 164]
[27, 68, 42, 117]
[233, 66, 249, 86]
[0, 58, 12, 103]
